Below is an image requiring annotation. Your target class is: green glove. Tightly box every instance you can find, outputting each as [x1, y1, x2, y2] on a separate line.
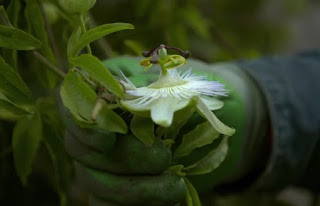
[61, 56, 268, 205]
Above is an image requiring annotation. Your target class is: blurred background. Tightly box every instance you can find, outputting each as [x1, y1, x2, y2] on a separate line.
[88, 0, 320, 62]
[1, 0, 320, 205]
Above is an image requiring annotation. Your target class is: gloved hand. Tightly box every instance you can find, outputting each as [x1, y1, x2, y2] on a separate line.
[60, 56, 269, 205]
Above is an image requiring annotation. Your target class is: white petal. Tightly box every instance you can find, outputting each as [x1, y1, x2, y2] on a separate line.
[150, 97, 190, 127]
[199, 96, 224, 111]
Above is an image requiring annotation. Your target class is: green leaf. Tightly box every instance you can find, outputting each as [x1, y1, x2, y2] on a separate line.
[0, 6, 12, 26]
[72, 54, 124, 98]
[70, 23, 134, 57]
[5, 1, 21, 27]
[164, 105, 195, 140]
[60, 71, 96, 122]
[0, 93, 30, 120]
[67, 26, 82, 58]
[43, 124, 71, 205]
[25, 0, 59, 88]
[196, 97, 235, 136]
[168, 165, 186, 177]
[0, 57, 33, 106]
[0, 25, 41, 50]
[183, 178, 201, 206]
[130, 115, 154, 145]
[174, 121, 220, 159]
[96, 101, 128, 134]
[184, 136, 229, 175]
[1, 1, 21, 68]
[12, 112, 42, 185]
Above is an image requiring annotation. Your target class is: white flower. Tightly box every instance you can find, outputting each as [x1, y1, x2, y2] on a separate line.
[121, 68, 228, 128]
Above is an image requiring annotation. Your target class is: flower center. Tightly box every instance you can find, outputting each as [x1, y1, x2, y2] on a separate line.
[148, 73, 187, 89]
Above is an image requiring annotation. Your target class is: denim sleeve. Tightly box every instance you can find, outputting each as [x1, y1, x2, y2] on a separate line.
[237, 49, 320, 191]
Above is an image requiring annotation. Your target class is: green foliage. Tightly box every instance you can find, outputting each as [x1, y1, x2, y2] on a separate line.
[130, 115, 154, 145]
[25, 0, 60, 88]
[174, 121, 220, 159]
[12, 112, 42, 185]
[58, 0, 96, 14]
[184, 177, 201, 206]
[0, 25, 41, 50]
[0, 57, 33, 108]
[60, 71, 96, 122]
[94, 101, 128, 134]
[72, 54, 124, 98]
[68, 23, 134, 57]
[184, 136, 229, 175]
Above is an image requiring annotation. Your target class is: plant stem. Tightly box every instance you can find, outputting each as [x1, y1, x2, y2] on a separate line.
[40, 2, 65, 71]
[79, 14, 92, 54]
[33, 51, 66, 79]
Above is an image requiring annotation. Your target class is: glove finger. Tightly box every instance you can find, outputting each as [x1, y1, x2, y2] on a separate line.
[65, 131, 172, 175]
[75, 162, 187, 206]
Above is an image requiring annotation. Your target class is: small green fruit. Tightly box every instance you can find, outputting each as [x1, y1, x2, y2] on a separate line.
[58, 0, 96, 14]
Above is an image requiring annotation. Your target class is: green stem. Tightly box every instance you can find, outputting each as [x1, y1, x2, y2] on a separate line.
[79, 14, 92, 54]
[160, 65, 167, 76]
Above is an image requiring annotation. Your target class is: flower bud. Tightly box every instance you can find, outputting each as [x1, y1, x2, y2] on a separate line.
[58, 0, 96, 14]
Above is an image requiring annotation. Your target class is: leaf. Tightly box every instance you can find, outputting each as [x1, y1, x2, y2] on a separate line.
[184, 136, 229, 175]
[70, 23, 134, 57]
[0, 25, 41, 50]
[43, 123, 71, 206]
[25, 0, 59, 88]
[196, 97, 235, 136]
[0, 57, 33, 106]
[168, 165, 186, 177]
[0, 93, 30, 120]
[5, 1, 21, 27]
[72, 54, 124, 98]
[183, 178, 201, 206]
[0, 5, 12, 26]
[130, 115, 154, 145]
[2, 1, 22, 68]
[96, 101, 128, 134]
[60, 71, 96, 122]
[164, 106, 195, 140]
[67, 26, 82, 58]
[12, 112, 42, 185]
[174, 121, 220, 159]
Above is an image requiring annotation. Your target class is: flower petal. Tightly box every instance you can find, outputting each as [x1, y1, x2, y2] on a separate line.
[151, 97, 190, 127]
[199, 96, 224, 111]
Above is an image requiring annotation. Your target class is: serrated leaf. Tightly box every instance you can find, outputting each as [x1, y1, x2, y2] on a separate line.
[12, 112, 42, 185]
[70, 23, 134, 57]
[184, 178, 201, 206]
[174, 121, 220, 159]
[0, 25, 41, 50]
[60, 71, 96, 122]
[0, 57, 33, 106]
[196, 97, 235, 136]
[72, 54, 124, 98]
[184, 136, 229, 175]
[96, 101, 128, 134]
[130, 115, 154, 145]
[25, 0, 59, 88]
